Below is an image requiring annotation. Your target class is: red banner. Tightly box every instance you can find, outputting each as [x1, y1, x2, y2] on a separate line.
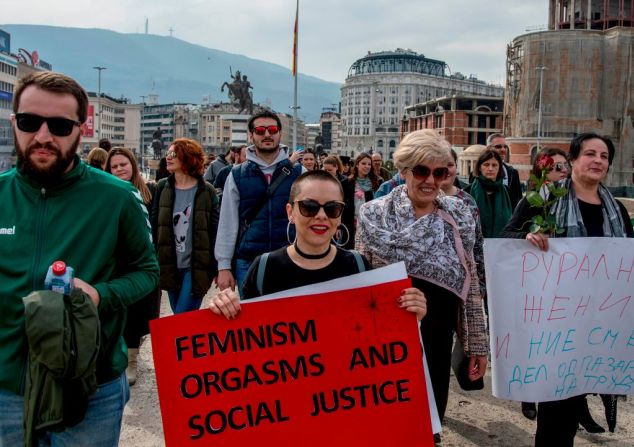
[81, 104, 94, 138]
[150, 279, 433, 446]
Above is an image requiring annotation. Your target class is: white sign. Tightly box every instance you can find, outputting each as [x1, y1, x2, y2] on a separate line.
[485, 238, 634, 402]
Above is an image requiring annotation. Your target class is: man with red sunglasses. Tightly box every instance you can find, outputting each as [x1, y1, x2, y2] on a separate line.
[215, 110, 303, 294]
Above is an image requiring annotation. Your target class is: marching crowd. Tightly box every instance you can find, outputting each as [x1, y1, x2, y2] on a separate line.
[0, 71, 632, 447]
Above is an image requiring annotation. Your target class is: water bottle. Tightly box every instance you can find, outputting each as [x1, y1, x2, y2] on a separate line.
[44, 261, 75, 294]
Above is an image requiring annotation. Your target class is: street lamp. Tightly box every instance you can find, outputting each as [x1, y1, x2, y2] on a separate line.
[93, 66, 107, 139]
[536, 66, 547, 152]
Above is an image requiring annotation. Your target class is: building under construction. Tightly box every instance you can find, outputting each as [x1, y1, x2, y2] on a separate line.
[505, 0, 634, 186]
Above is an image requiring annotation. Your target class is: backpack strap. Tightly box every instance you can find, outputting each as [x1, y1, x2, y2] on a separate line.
[349, 250, 365, 273]
[256, 252, 270, 296]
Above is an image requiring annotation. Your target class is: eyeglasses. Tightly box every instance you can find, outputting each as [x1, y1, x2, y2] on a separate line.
[490, 144, 510, 151]
[292, 199, 345, 218]
[253, 125, 280, 136]
[14, 113, 81, 137]
[166, 150, 177, 160]
[408, 165, 449, 182]
[554, 162, 570, 172]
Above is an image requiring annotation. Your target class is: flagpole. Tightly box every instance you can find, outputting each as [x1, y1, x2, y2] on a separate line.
[292, 0, 299, 153]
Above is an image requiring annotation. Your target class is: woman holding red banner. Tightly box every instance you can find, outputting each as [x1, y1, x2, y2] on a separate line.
[501, 133, 633, 447]
[355, 130, 489, 441]
[209, 169, 426, 318]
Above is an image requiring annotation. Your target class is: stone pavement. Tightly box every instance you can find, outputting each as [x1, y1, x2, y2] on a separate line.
[120, 292, 634, 447]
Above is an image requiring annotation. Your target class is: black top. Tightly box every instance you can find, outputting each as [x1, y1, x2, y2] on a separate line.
[242, 246, 372, 299]
[501, 196, 634, 238]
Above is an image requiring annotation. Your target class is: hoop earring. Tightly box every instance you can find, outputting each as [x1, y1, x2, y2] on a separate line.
[287, 220, 297, 245]
[333, 223, 350, 247]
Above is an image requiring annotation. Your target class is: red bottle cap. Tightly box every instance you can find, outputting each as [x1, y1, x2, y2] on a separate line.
[52, 261, 67, 275]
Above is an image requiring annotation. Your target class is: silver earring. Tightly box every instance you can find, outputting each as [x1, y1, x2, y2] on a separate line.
[287, 220, 297, 245]
[333, 223, 350, 247]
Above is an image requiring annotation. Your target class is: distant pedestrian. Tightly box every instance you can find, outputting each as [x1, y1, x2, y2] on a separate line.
[86, 146, 108, 170]
[105, 147, 160, 386]
[486, 133, 522, 206]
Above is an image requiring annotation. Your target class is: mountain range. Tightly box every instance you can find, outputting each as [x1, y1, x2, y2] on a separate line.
[1, 24, 342, 122]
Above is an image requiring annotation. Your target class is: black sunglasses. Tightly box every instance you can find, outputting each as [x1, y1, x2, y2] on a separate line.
[491, 144, 510, 150]
[15, 113, 81, 137]
[409, 165, 449, 182]
[292, 199, 345, 218]
[554, 162, 570, 172]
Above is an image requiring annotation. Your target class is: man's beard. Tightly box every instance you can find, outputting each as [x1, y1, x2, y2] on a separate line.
[255, 139, 279, 154]
[16, 135, 79, 185]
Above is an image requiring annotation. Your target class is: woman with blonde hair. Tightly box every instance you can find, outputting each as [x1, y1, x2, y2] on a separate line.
[86, 147, 108, 170]
[356, 130, 488, 440]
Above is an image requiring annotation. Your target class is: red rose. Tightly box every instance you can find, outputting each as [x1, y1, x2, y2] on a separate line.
[536, 155, 555, 171]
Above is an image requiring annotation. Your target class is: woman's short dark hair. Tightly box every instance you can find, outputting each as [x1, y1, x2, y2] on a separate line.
[289, 170, 344, 203]
[247, 110, 282, 132]
[569, 133, 615, 165]
[474, 149, 504, 180]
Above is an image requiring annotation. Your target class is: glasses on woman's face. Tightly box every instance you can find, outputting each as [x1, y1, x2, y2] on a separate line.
[554, 162, 570, 172]
[408, 165, 449, 182]
[166, 150, 177, 160]
[292, 199, 345, 218]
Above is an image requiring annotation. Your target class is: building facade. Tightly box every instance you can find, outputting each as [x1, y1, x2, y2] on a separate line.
[198, 103, 252, 154]
[140, 103, 197, 158]
[80, 93, 142, 155]
[319, 110, 342, 154]
[276, 112, 307, 151]
[0, 40, 16, 173]
[341, 49, 504, 160]
[402, 94, 503, 148]
[505, 1, 634, 185]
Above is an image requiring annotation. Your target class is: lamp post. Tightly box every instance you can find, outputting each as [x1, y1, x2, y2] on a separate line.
[536, 66, 547, 152]
[93, 66, 107, 140]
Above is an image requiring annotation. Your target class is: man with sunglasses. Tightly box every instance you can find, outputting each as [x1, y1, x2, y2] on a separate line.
[215, 110, 303, 294]
[0, 72, 158, 446]
[487, 133, 522, 207]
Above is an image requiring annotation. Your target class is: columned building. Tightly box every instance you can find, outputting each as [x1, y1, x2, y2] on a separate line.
[341, 49, 504, 159]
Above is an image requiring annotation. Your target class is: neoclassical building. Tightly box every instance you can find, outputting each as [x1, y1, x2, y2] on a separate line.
[340, 49, 503, 159]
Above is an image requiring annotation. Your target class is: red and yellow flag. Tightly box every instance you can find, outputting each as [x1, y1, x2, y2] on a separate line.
[292, 0, 298, 76]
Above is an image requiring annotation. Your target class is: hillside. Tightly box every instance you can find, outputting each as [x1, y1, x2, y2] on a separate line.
[1, 24, 341, 122]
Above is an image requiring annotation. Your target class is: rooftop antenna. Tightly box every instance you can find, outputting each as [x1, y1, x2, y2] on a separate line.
[145, 17, 148, 34]
[169, 27, 174, 37]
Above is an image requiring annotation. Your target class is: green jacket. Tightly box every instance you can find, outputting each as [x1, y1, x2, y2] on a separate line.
[0, 157, 159, 395]
[23, 289, 100, 447]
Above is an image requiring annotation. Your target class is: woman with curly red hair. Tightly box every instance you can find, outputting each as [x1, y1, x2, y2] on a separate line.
[151, 138, 220, 314]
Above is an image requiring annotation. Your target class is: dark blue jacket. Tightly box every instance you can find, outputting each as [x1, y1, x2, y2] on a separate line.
[233, 159, 302, 262]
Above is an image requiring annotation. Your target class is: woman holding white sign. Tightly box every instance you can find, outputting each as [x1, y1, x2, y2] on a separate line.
[209, 169, 427, 317]
[501, 132, 633, 447]
[355, 129, 489, 438]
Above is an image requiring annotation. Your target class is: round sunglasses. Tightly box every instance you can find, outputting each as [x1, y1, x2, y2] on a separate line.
[408, 165, 450, 182]
[291, 199, 345, 218]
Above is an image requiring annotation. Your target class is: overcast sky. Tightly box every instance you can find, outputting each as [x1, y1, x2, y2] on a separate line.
[3, 0, 547, 85]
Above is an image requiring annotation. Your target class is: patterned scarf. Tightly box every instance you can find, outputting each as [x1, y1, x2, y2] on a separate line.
[358, 185, 476, 300]
[550, 178, 626, 237]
